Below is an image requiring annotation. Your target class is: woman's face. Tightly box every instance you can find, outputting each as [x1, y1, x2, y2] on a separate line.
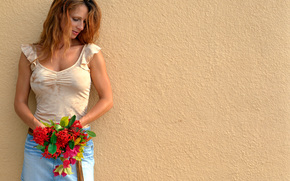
[68, 4, 88, 39]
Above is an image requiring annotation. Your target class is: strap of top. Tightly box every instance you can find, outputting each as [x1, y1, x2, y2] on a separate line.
[21, 43, 101, 71]
[80, 43, 101, 70]
[21, 44, 37, 63]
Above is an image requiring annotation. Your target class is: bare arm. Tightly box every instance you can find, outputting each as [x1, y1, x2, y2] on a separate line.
[79, 51, 113, 126]
[14, 53, 44, 130]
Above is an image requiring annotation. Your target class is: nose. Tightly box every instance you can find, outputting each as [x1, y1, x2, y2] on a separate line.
[77, 21, 85, 31]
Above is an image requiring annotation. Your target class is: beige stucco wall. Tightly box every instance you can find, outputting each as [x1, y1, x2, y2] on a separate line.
[1, 0, 289, 180]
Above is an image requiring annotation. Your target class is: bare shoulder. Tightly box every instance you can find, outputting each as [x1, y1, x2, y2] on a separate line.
[18, 52, 32, 79]
[19, 52, 31, 66]
[88, 50, 106, 69]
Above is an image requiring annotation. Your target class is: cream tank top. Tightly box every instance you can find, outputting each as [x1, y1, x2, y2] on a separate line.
[21, 43, 101, 124]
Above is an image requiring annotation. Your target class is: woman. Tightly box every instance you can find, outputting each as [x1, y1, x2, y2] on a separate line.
[14, 0, 113, 180]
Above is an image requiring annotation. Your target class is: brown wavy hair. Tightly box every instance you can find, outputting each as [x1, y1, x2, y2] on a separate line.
[36, 0, 101, 60]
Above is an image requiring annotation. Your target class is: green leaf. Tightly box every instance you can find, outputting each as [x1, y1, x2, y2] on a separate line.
[36, 145, 45, 152]
[50, 132, 57, 144]
[60, 116, 69, 127]
[55, 124, 63, 132]
[79, 135, 85, 142]
[60, 157, 66, 162]
[44, 141, 49, 146]
[40, 121, 52, 127]
[69, 140, 75, 150]
[86, 130, 96, 137]
[67, 115, 76, 128]
[48, 143, 57, 154]
[49, 119, 55, 126]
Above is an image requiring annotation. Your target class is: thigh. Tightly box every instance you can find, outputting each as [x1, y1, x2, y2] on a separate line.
[82, 139, 95, 181]
[21, 134, 55, 181]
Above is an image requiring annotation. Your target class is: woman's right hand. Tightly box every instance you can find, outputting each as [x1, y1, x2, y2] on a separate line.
[31, 118, 46, 130]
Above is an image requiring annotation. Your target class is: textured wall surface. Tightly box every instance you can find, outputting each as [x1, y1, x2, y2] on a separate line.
[0, 0, 289, 180]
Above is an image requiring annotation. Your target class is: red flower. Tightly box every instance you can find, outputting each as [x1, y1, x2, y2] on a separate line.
[61, 172, 67, 177]
[42, 145, 62, 159]
[69, 121, 83, 138]
[55, 129, 72, 149]
[62, 150, 70, 159]
[69, 157, 76, 165]
[53, 166, 60, 177]
[63, 145, 80, 158]
[63, 160, 70, 168]
[71, 120, 82, 129]
[33, 127, 51, 146]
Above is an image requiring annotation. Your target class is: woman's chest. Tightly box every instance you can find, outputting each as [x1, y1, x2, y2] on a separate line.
[30, 65, 91, 94]
[39, 46, 84, 72]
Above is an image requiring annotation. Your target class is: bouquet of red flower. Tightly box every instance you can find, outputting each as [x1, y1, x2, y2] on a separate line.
[33, 115, 96, 177]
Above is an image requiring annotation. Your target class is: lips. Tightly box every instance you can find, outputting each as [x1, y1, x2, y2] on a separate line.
[72, 30, 79, 36]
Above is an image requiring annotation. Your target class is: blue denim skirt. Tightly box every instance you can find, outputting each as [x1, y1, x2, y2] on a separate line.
[21, 127, 94, 181]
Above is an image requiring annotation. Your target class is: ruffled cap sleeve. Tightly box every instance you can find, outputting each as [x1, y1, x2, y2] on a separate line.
[21, 44, 37, 71]
[21, 44, 37, 63]
[80, 43, 101, 70]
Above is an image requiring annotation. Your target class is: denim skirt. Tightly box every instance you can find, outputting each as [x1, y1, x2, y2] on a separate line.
[21, 127, 94, 181]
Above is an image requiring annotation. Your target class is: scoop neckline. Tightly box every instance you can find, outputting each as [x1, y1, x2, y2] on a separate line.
[37, 44, 87, 74]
